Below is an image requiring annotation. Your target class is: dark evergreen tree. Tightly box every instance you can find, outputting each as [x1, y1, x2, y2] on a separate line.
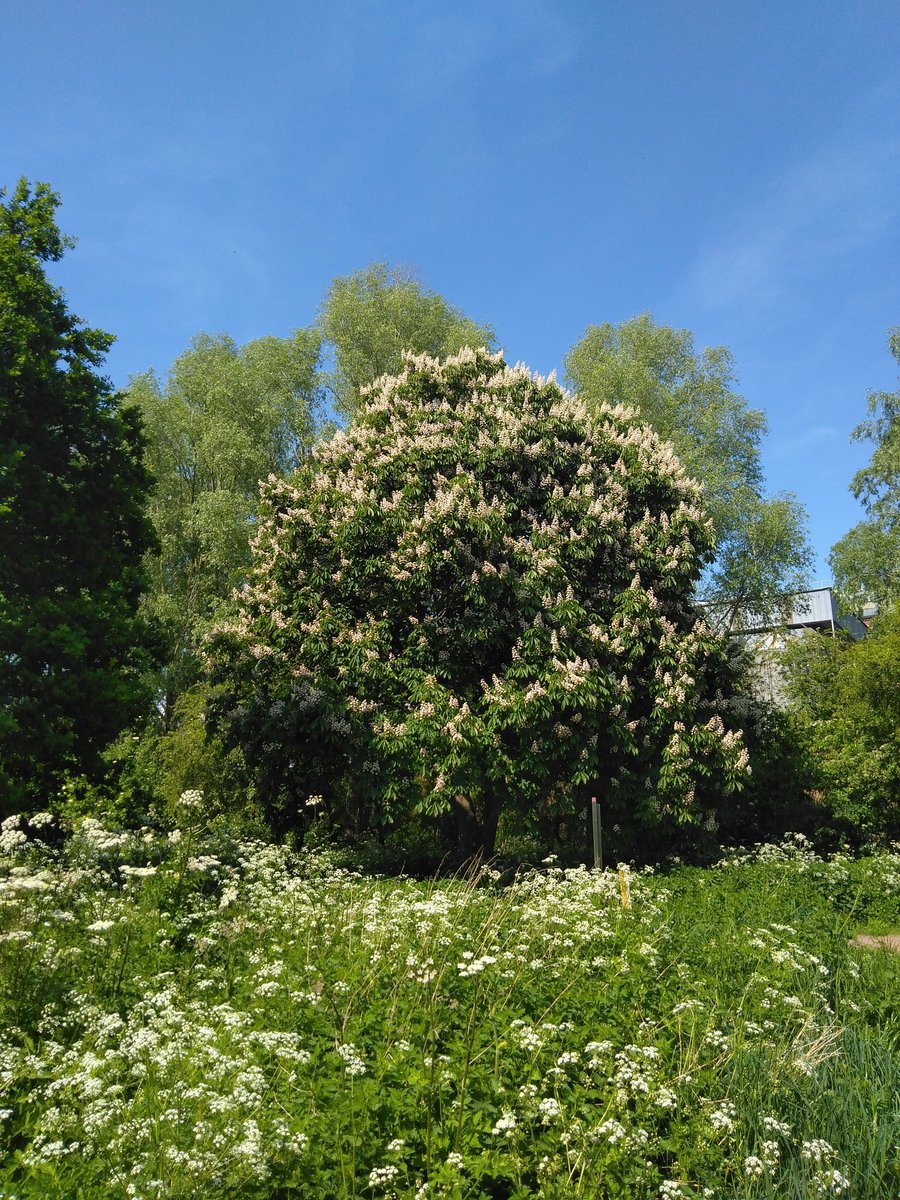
[0, 179, 157, 813]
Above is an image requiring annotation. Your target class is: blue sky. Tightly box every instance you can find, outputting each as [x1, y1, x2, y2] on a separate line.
[3, 0, 899, 578]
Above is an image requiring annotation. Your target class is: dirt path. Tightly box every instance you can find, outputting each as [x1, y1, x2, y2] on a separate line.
[851, 933, 900, 952]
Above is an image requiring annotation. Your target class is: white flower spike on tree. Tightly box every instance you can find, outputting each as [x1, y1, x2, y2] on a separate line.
[208, 347, 748, 854]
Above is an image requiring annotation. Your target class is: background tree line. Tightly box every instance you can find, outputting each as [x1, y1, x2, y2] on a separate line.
[2, 178, 897, 855]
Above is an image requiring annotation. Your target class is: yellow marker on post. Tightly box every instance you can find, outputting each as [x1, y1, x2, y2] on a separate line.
[618, 866, 631, 910]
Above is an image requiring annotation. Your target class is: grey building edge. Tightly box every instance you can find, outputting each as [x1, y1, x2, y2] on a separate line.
[726, 586, 870, 641]
[719, 587, 872, 707]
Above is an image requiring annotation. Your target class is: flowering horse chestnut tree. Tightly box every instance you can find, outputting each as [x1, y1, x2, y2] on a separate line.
[209, 348, 748, 854]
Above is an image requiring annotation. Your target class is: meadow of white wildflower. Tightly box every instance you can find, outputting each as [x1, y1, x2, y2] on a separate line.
[0, 813, 898, 1198]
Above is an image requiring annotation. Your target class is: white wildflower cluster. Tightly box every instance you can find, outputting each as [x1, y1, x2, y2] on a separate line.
[749, 925, 829, 976]
[491, 1111, 518, 1138]
[610, 1043, 661, 1103]
[120, 864, 158, 879]
[760, 1139, 781, 1167]
[405, 952, 437, 985]
[590, 1118, 628, 1145]
[71, 817, 134, 857]
[717, 833, 822, 869]
[706, 1099, 737, 1132]
[0, 815, 29, 856]
[586, 1117, 650, 1153]
[744, 1155, 766, 1178]
[336, 1042, 367, 1077]
[186, 855, 221, 873]
[659, 1183, 687, 1199]
[1, 830, 888, 1197]
[8, 982, 311, 1191]
[85, 919, 115, 933]
[815, 1168, 851, 1195]
[583, 1039, 614, 1069]
[456, 950, 497, 977]
[801, 1139, 836, 1165]
[671, 997, 705, 1015]
[762, 1115, 792, 1137]
[702, 1027, 729, 1052]
[368, 1164, 400, 1189]
[510, 1022, 545, 1052]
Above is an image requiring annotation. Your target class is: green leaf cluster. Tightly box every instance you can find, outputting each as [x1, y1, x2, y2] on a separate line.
[319, 263, 496, 418]
[0, 180, 157, 813]
[780, 608, 900, 842]
[830, 327, 900, 611]
[126, 329, 323, 718]
[564, 314, 813, 629]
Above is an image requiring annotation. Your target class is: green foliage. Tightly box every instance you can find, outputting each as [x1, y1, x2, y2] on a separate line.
[780, 610, 900, 842]
[712, 677, 835, 850]
[830, 327, 900, 611]
[705, 492, 813, 633]
[126, 266, 489, 810]
[209, 347, 748, 856]
[1, 821, 898, 1198]
[126, 329, 323, 720]
[564, 314, 766, 514]
[564, 314, 813, 629]
[830, 521, 898, 614]
[0, 179, 157, 815]
[318, 263, 495, 418]
[130, 685, 252, 822]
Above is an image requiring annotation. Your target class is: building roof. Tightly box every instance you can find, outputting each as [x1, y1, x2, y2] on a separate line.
[730, 586, 867, 638]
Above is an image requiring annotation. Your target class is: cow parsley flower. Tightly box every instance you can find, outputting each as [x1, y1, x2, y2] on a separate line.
[801, 1140, 835, 1164]
[368, 1164, 399, 1189]
[815, 1168, 850, 1195]
[336, 1043, 366, 1077]
[491, 1112, 517, 1137]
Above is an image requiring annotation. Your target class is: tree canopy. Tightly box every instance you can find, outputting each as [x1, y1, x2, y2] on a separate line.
[830, 327, 900, 612]
[0, 179, 156, 813]
[564, 314, 812, 628]
[318, 263, 495, 418]
[209, 347, 748, 855]
[126, 329, 323, 721]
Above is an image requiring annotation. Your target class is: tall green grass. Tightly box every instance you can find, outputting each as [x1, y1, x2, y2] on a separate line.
[1, 814, 898, 1198]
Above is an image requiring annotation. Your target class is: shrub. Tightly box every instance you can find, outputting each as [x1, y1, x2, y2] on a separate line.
[780, 609, 900, 844]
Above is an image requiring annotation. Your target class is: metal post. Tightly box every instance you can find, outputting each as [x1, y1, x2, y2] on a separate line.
[591, 796, 603, 870]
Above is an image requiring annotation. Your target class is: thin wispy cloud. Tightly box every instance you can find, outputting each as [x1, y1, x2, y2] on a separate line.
[686, 85, 900, 318]
[769, 424, 839, 458]
[396, 0, 577, 97]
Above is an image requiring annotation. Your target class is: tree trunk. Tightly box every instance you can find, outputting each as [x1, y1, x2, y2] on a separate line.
[452, 793, 501, 863]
